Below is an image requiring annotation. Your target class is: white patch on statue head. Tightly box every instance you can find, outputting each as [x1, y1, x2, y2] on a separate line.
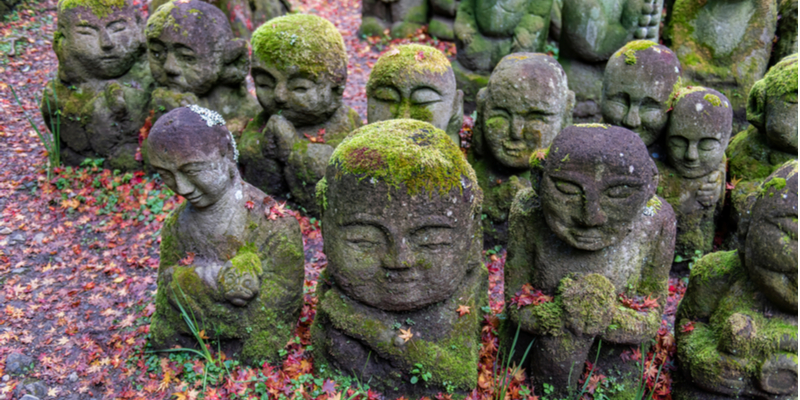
[447, 210, 453, 217]
[695, 103, 703, 112]
[674, 67, 679, 73]
[235, 190, 243, 200]
[629, 165, 635, 174]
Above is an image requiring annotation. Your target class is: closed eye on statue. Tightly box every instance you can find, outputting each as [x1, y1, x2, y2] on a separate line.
[605, 184, 641, 199]
[288, 78, 314, 94]
[253, 72, 275, 88]
[175, 46, 197, 62]
[341, 223, 386, 249]
[640, 97, 663, 110]
[107, 20, 127, 32]
[180, 162, 210, 175]
[607, 93, 630, 107]
[76, 25, 97, 35]
[698, 138, 721, 151]
[769, 213, 798, 239]
[410, 87, 442, 105]
[412, 226, 454, 249]
[668, 136, 688, 149]
[552, 178, 582, 195]
[373, 86, 400, 102]
[524, 110, 555, 122]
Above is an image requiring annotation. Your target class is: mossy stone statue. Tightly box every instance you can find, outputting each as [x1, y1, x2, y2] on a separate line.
[311, 119, 486, 397]
[452, 0, 553, 105]
[149, 0, 290, 39]
[238, 14, 362, 215]
[770, 0, 797, 66]
[601, 41, 682, 150]
[360, 0, 428, 38]
[41, 0, 154, 170]
[504, 124, 676, 397]
[146, 106, 305, 365]
[367, 44, 464, 145]
[657, 87, 732, 259]
[675, 160, 798, 399]
[726, 54, 797, 242]
[428, 0, 460, 40]
[470, 53, 574, 246]
[668, 0, 778, 127]
[145, 0, 259, 134]
[559, 0, 663, 122]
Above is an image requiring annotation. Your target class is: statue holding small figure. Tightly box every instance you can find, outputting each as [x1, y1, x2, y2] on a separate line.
[147, 106, 305, 365]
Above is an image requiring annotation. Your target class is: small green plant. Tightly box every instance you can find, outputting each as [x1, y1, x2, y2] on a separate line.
[494, 325, 534, 400]
[674, 249, 703, 270]
[11, 83, 61, 179]
[410, 363, 432, 385]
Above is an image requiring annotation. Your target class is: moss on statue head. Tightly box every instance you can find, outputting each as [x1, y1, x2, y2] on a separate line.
[763, 54, 799, 99]
[145, 1, 180, 37]
[366, 44, 453, 95]
[58, 0, 127, 19]
[328, 119, 480, 204]
[252, 14, 348, 86]
[611, 40, 664, 66]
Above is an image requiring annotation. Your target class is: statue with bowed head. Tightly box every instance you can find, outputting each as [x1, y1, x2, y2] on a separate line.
[311, 119, 486, 397]
[148, 0, 290, 39]
[145, 0, 259, 134]
[147, 106, 305, 364]
[675, 160, 798, 399]
[470, 53, 574, 245]
[559, 0, 663, 122]
[504, 124, 676, 397]
[366, 44, 464, 145]
[658, 87, 732, 260]
[238, 14, 362, 215]
[726, 54, 797, 242]
[601, 40, 682, 152]
[41, 0, 154, 170]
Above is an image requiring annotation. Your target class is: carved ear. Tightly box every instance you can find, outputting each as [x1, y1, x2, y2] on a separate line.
[220, 38, 249, 85]
[472, 87, 488, 156]
[446, 89, 464, 146]
[746, 79, 767, 131]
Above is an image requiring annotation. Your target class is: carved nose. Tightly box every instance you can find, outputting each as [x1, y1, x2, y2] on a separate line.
[580, 194, 607, 227]
[99, 30, 114, 51]
[163, 53, 181, 77]
[274, 82, 288, 104]
[623, 105, 641, 128]
[509, 115, 525, 140]
[384, 242, 413, 270]
[685, 143, 699, 161]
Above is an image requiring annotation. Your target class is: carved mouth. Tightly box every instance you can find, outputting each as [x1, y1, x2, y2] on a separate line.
[503, 142, 527, 157]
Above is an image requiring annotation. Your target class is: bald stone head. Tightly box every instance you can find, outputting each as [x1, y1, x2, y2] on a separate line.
[602, 41, 682, 146]
[747, 54, 798, 153]
[476, 52, 574, 169]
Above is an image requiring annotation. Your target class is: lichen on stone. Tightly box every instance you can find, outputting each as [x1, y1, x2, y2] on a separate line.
[58, 0, 126, 18]
[612, 40, 660, 65]
[574, 123, 609, 129]
[703, 93, 723, 107]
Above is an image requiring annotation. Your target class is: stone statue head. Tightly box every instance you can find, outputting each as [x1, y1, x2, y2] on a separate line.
[541, 123, 657, 251]
[145, 0, 249, 95]
[251, 14, 348, 127]
[367, 44, 464, 144]
[666, 87, 732, 179]
[747, 54, 798, 153]
[320, 119, 483, 311]
[475, 53, 574, 170]
[54, 0, 145, 83]
[218, 252, 262, 307]
[602, 41, 682, 146]
[744, 160, 798, 312]
[146, 106, 239, 209]
[475, 0, 529, 36]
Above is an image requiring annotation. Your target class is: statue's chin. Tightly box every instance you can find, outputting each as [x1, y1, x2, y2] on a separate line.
[226, 293, 252, 307]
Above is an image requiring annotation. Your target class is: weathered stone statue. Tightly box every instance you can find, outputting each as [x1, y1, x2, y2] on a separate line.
[452, 0, 553, 104]
[429, 0, 460, 40]
[559, 0, 663, 122]
[366, 44, 464, 145]
[470, 53, 574, 245]
[148, 0, 290, 39]
[360, 0, 428, 38]
[311, 119, 486, 397]
[504, 124, 676, 397]
[656, 87, 731, 259]
[147, 106, 304, 364]
[145, 0, 259, 134]
[770, 0, 797, 66]
[238, 14, 362, 215]
[668, 0, 778, 126]
[726, 54, 797, 239]
[41, 0, 154, 170]
[675, 160, 798, 399]
[601, 41, 682, 150]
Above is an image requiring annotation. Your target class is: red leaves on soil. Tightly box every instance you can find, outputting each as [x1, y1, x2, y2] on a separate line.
[510, 283, 553, 309]
[619, 293, 660, 312]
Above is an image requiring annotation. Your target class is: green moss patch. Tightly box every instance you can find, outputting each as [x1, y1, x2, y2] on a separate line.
[703, 93, 722, 107]
[764, 54, 798, 99]
[574, 123, 609, 129]
[367, 44, 452, 94]
[611, 40, 659, 65]
[145, 2, 179, 37]
[59, 0, 126, 18]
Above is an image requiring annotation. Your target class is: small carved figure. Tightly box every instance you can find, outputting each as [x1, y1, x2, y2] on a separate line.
[41, 0, 154, 170]
[452, 0, 553, 104]
[311, 119, 486, 397]
[149, 0, 290, 38]
[238, 13, 362, 215]
[657, 87, 732, 259]
[145, 0, 259, 134]
[367, 44, 464, 145]
[470, 53, 574, 245]
[147, 106, 305, 365]
[675, 160, 798, 399]
[360, 0, 428, 38]
[601, 41, 682, 150]
[504, 124, 676, 397]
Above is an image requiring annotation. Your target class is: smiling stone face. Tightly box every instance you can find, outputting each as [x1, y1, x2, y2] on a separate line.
[55, 0, 145, 82]
[476, 53, 573, 169]
[541, 124, 657, 251]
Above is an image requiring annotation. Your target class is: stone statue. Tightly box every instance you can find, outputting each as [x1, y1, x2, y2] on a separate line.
[429, 0, 460, 40]
[504, 124, 676, 397]
[41, 0, 154, 170]
[656, 87, 732, 259]
[559, 0, 663, 122]
[770, 0, 797, 66]
[469, 53, 574, 245]
[452, 0, 553, 104]
[360, 0, 428, 38]
[601, 41, 682, 151]
[366, 44, 464, 145]
[311, 119, 486, 397]
[147, 106, 305, 364]
[145, 0, 259, 134]
[726, 54, 797, 241]
[668, 0, 778, 127]
[238, 14, 362, 215]
[675, 160, 798, 399]
[148, 0, 290, 39]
